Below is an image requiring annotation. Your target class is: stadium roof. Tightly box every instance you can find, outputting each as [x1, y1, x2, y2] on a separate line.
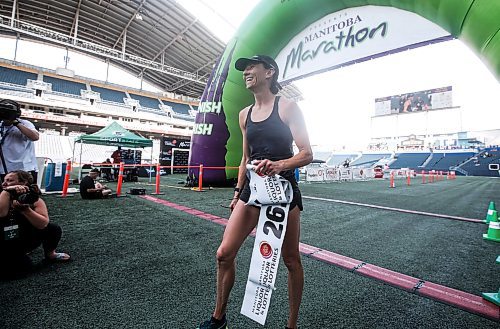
[0, 0, 226, 98]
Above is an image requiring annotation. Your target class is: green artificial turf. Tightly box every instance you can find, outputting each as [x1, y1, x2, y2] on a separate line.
[0, 175, 498, 328]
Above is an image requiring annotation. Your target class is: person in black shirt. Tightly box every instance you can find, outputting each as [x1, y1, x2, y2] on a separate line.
[101, 158, 114, 181]
[80, 168, 112, 199]
[0, 170, 70, 277]
[197, 55, 312, 329]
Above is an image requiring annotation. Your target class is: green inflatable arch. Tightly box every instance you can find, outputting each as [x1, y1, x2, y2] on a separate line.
[190, 0, 500, 186]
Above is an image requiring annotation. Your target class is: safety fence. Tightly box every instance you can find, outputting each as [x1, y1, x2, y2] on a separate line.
[58, 160, 239, 197]
[305, 166, 456, 186]
[56, 161, 458, 197]
[305, 167, 375, 182]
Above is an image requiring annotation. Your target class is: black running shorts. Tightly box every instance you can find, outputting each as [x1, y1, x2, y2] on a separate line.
[239, 174, 303, 211]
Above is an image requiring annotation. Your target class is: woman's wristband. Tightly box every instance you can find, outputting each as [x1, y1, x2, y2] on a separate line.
[232, 187, 241, 201]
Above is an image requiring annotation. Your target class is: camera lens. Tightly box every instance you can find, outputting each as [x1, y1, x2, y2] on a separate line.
[16, 192, 38, 204]
[15, 185, 40, 204]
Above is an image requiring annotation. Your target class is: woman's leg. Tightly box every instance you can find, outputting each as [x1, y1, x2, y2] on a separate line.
[281, 207, 303, 328]
[213, 201, 260, 319]
[39, 223, 69, 260]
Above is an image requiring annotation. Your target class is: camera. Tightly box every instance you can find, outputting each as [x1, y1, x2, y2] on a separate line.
[0, 99, 21, 121]
[9, 184, 40, 205]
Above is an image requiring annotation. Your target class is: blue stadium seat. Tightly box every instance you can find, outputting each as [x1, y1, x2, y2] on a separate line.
[90, 85, 127, 103]
[326, 154, 358, 167]
[350, 153, 391, 168]
[43, 76, 86, 96]
[389, 153, 431, 169]
[424, 152, 475, 171]
[458, 149, 500, 176]
[0, 66, 37, 86]
[162, 100, 191, 115]
[129, 93, 161, 110]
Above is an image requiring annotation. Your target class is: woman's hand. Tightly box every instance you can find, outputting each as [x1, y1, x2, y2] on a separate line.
[12, 200, 30, 211]
[253, 159, 285, 176]
[229, 194, 240, 211]
[3, 185, 29, 195]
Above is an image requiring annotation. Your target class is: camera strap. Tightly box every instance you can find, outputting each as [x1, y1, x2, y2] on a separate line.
[0, 123, 14, 143]
[0, 123, 13, 174]
[3, 209, 19, 241]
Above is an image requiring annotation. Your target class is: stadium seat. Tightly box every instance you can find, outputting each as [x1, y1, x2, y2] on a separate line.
[162, 100, 192, 116]
[389, 153, 431, 169]
[0, 66, 37, 86]
[43, 76, 86, 96]
[129, 93, 161, 110]
[90, 85, 127, 104]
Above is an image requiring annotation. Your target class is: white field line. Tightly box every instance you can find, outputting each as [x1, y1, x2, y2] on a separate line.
[303, 195, 484, 224]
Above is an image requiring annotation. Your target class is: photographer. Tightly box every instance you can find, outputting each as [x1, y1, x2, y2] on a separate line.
[0, 171, 70, 277]
[0, 100, 39, 183]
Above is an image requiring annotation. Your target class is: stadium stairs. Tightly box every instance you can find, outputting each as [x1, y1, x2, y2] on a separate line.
[349, 153, 392, 168]
[456, 149, 500, 177]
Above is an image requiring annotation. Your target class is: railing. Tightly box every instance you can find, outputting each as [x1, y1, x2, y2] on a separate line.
[0, 81, 32, 91]
[420, 153, 434, 168]
[173, 112, 195, 121]
[0, 88, 35, 99]
[139, 106, 169, 117]
[450, 166, 468, 176]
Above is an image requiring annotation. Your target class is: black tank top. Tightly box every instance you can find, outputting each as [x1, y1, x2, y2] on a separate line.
[245, 96, 294, 163]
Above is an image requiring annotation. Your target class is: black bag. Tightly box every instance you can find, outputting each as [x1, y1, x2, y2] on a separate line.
[129, 188, 145, 195]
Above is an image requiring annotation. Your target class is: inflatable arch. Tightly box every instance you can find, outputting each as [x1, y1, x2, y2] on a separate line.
[189, 0, 500, 186]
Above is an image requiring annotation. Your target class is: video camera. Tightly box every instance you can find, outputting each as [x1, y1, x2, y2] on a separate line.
[0, 99, 21, 121]
[8, 184, 41, 205]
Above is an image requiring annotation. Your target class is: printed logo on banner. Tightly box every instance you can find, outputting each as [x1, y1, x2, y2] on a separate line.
[340, 168, 352, 180]
[306, 167, 324, 182]
[260, 242, 273, 259]
[325, 167, 338, 181]
[275, 6, 451, 83]
[246, 168, 290, 206]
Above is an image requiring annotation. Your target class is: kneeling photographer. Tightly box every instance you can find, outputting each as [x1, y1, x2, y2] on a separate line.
[0, 170, 70, 277]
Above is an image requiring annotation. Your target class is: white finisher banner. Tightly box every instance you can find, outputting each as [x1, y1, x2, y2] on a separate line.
[241, 166, 293, 325]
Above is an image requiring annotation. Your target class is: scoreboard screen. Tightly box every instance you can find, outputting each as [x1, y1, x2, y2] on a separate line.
[374, 86, 452, 116]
